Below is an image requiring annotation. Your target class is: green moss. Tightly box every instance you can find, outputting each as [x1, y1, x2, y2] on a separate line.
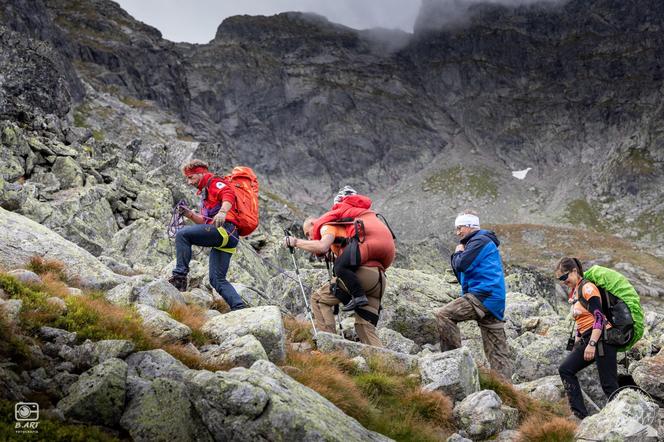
[0, 400, 119, 441]
[564, 199, 607, 231]
[422, 165, 498, 199]
[91, 130, 104, 141]
[120, 96, 151, 109]
[620, 148, 656, 175]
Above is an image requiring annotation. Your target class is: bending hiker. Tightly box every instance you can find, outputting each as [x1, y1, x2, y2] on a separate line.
[435, 210, 513, 381]
[168, 159, 246, 310]
[310, 186, 372, 311]
[284, 208, 395, 346]
[556, 257, 619, 420]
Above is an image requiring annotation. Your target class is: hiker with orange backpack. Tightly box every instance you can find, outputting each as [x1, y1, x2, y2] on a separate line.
[169, 159, 258, 311]
[284, 186, 396, 346]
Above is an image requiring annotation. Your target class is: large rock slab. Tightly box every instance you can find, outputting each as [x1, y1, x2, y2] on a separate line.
[136, 279, 186, 310]
[420, 347, 480, 402]
[126, 349, 189, 382]
[379, 268, 457, 345]
[514, 375, 565, 403]
[316, 331, 418, 370]
[202, 306, 286, 363]
[135, 304, 192, 343]
[187, 360, 391, 442]
[121, 377, 214, 442]
[57, 358, 128, 427]
[575, 389, 660, 441]
[377, 327, 421, 354]
[0, 207, 125, 289]
[58, 339, 135, 371]
[631, 351, 664, 402]
[200, 334, 268, 369]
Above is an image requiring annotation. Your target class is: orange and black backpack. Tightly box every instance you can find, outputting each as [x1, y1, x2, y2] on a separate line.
[224, 166, 259, 236]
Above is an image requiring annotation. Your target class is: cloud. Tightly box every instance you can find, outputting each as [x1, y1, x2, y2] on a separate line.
[415, 0, 567, 33]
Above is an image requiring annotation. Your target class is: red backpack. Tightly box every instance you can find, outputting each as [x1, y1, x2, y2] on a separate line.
[225, 166, 259, 236]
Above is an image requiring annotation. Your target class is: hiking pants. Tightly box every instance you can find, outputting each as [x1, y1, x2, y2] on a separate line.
[173, 222, 245, 310]
[333, 244, 366, 301]
[435, 294, 513, 381]
[559, 332, 619, 419]
[310, 267, 385, 347]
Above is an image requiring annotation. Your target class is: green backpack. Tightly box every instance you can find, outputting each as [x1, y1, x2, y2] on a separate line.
[579, 265, 644, 352]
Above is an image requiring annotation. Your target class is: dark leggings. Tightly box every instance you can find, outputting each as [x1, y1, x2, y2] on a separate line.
[558, 332, 619, 419]
[333, 245, 366, 300]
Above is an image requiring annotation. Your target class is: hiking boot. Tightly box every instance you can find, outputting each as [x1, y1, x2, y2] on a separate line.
[168, 274, 187, 292]
[341, 295, 369, 312]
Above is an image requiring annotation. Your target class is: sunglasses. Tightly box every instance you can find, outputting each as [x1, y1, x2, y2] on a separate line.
[557, 269, 576, 282]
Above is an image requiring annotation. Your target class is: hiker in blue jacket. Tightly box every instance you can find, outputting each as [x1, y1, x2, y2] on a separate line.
[435, 210, 513, 381]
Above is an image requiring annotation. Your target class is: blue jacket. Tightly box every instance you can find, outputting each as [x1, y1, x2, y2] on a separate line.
[451, 229, 506, 320]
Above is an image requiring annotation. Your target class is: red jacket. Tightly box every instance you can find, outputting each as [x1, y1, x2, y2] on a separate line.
[311, 195, 372, 240]
[197, 173, 238, 225]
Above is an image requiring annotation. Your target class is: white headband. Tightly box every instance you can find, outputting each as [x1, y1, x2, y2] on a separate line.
[455, 214, 480, 228]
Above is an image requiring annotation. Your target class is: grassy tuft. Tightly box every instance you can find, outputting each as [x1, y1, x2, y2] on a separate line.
[518, 416, 577, 442]
[283, 315, 313, 345]
[284, 349, 456, 441]
[167, 303, 209, 347]
[26, 256, 70, 284]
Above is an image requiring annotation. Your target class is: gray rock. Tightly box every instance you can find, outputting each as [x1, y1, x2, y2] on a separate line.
[420, 347, 480, 402]
[57, 358, 128, 427]
[125, 349, 188, 382]
[0, 208, 125, 289]
[202, 306, 286, 363]
[38, 327, 77, 346]
[187, 360, 391, 441]
[514, 375, 565, 403]
[377, 327, 421, 354]
[379, 268, 457, 345]
[104, 283, 135, 305]
[7, 269, 42, 285]
[0, 366, 27, 401]
[121, 377, 214, 442]
[576, 388, 660, 441]
[183, 288, 214, 308]
[316, 331, 418, 371]
[351, 356, 370, 373]
[200, 334, 268, 369]
[59, 339, 135, 370]
[446, 434, 472, 442]
[93, 340, 135, 362]
[0, 299, 23, 322]
[631, 352, 664, 402]
[135, 279, 186, 310]
[54, 372, 79, 395]
[46, 296, 67, 313]
[134, 304, 192, 343]
[52, 156, 84, 189]
[453, 390, 511, 440]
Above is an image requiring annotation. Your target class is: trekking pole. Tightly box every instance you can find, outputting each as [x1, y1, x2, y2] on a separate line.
[285, 229, 318, 341]
[325, 254, 344, 338]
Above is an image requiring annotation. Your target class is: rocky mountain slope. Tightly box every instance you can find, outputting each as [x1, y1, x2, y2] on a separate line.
[1, 0, 664, 439]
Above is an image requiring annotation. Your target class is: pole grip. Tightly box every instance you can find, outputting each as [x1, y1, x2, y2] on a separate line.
[284, 228, 295, 253]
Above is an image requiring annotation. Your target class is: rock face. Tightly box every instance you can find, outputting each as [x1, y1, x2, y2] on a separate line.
[631, 350, 664, 402]
[453, 390, 518, 440]
[187, 360, 391, 442]
[202, 306, 286, 363]
[420, 347, 480, 402]
[200, 334, 268, 369]
[57, 358, 128, 427]
[575, 388, 660, 441]
[0, 207, 126, 289]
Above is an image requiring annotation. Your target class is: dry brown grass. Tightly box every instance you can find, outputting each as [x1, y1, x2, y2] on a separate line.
[26, 256, 80, 286]
[518, 415, 577, 442]
[168, 302, 210, 346]
[403, 388, 454, 423]
[286, 349, 370, 417]
[283, 315, 313, 344]
[162, 343, 235, 372]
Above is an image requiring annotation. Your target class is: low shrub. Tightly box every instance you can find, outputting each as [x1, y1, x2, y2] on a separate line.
[518, 416, 577, 442]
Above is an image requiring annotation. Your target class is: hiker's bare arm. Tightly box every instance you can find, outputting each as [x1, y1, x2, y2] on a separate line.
[212, 201, 233, 227]
[286, 233, 335, 255]
[183, 209, 205, 224]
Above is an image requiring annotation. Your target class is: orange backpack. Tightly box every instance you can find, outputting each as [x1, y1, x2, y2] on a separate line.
[225, 166, 259, 236]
